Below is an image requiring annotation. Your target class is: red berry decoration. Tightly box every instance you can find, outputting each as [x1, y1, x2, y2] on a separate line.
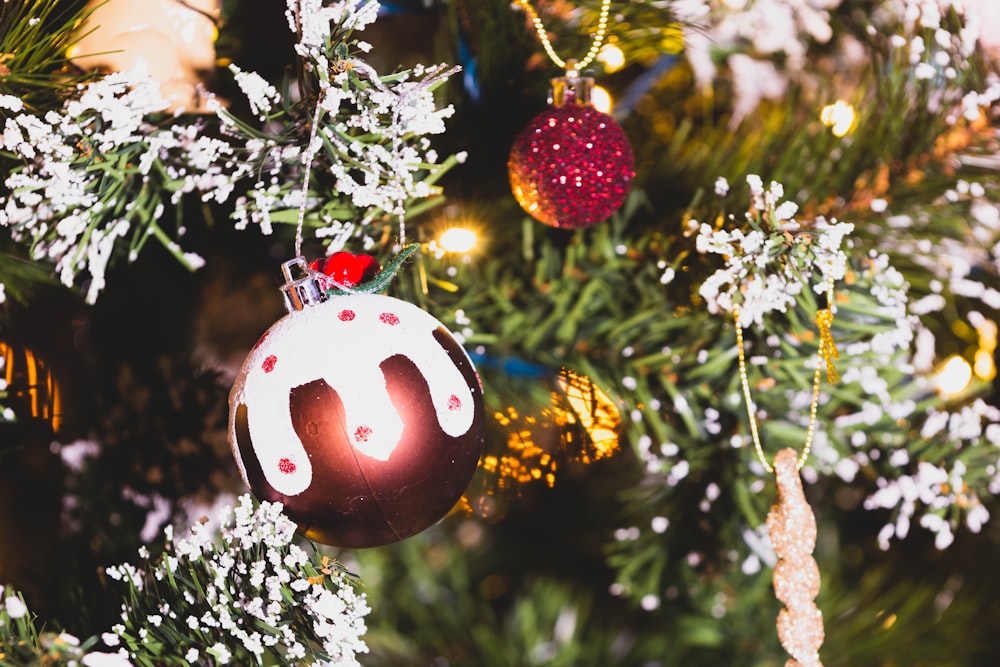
[508, 75, 634, 229]
[310, 251, 380, 287]
[229, 259, 484, 548]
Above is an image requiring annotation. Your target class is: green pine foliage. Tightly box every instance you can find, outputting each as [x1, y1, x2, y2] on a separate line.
[2, 1, 1000, 665]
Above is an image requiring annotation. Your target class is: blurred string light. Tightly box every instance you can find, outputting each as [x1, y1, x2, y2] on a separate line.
[932, 354, 973, 396]
[974, 318, 997, 381]
[437, 226, 479, 254]
[930, 316, 998, 395]
[597, 43, 625, 73]
[425, 210, 482, 261]
[820, 100, 858, 137]
[591, 85, 612, 114]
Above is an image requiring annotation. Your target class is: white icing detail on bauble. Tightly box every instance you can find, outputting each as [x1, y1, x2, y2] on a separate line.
[231, 322, 317, 496]
[229, 293, 477, 496]
[399, 320, 476, 438]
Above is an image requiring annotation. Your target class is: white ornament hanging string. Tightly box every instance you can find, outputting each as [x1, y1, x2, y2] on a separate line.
[294, 97, 325, 261]
[291, 86, 364, 296]
[292, 58, 460, 259]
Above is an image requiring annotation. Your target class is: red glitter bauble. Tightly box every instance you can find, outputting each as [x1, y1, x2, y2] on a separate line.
[508, 103, 634, 229]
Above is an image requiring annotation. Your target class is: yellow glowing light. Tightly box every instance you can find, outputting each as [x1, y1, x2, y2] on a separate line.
[933, 355, 973, 396]
[591, 85, 613, 114]
[974, 319, 997, 381]
[438, 227, 478, 254]
[978, 319, 998, 350]
[596, 43, 625, 73]
[820, 100, 857, 137]
[974, 349, 995, 381]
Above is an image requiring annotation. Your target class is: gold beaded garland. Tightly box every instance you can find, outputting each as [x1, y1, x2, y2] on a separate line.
[733, 274, 838, 473]
[515, 0, 613, 74]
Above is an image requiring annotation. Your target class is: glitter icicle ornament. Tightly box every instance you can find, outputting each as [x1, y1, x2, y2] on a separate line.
[508, 70, 634, 229]
[228, 256, 485, 548]
[767, 448, 825, 667]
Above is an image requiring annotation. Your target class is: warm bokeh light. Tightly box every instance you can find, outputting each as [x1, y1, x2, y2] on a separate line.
[597, 43, 625, 73]
[820, 100, 857, 137]
[974, 349, 995, 381]
[975, 319, 997, 381]
[932, 354, 973, 396]
[591, 85, 613, 114]
[438, 226, 478, 254]
[0, 341, 62, 431]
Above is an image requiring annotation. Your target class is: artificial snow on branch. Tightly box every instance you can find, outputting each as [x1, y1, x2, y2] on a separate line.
[1, 495, 369, 666]
[0, 0, 461, 304]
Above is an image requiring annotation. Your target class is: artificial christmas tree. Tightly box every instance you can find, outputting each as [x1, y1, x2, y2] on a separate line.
[2, 0, 1000, 665]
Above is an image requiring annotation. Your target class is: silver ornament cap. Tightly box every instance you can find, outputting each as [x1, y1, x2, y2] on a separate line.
[279, 257, 327, 313]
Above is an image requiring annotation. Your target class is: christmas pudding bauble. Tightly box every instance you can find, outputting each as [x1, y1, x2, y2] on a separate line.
[508, 96, 634, 229]
[229, 290, 484, 548]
